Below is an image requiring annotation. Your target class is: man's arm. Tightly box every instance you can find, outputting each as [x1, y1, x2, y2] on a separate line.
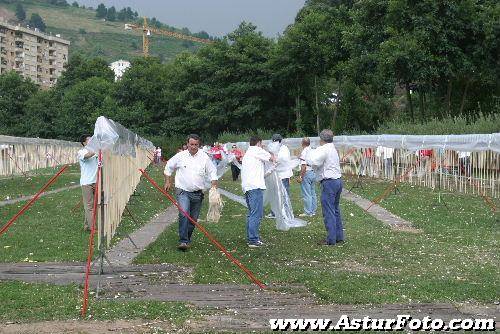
[306, 146, 326, 167]
[206, 157, 218, 188]
[164, 154, 179, 191]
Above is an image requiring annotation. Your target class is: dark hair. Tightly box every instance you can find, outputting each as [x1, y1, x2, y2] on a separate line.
[79, 134, 91, 146]
[187, 134, 201, 143]
[249, 136, 262, 146]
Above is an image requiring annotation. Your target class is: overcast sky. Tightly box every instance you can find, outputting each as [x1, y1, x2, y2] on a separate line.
[76, 0, 306, 37]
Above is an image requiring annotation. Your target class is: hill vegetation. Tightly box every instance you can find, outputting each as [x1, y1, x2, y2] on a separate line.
[0, 0, 498, 152]
[0, 0, 206, 61]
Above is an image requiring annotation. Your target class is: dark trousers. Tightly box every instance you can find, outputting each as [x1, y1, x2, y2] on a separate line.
[321, 178, 344, 245]
[176, 188, 204, 244]
[231, 163, 240, 181]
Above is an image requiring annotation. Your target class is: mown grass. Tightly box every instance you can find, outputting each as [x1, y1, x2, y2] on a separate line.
[0, 281, 193, 323]
[0, 163, 190, 323]
[0, 164, 80, 201]
[135, 174, 499, 305]
[0, 164, 168, 262]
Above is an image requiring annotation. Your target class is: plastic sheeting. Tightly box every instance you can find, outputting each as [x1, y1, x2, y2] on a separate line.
[86, 116, 155, 157]
[278, 133, 500, 153]
[216, 142, 306, 231]
[263, 165, 307, 231]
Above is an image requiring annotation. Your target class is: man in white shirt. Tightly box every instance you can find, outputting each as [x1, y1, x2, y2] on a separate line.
[266, 133, 293, 219]
[241, 136, 275, 247]
[78, 134, 98, 232]
[306, 129, 345, 246]
[298, 137, 317, 217]
[272, 133, 293, 196]
[164, 134, 218, 250]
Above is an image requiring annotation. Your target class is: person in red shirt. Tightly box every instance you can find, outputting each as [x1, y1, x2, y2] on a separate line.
[209, 142, 225, 166]
[230, 144, 244, 181]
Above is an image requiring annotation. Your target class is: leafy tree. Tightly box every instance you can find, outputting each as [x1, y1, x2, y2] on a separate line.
[0, 72, 38, 136]
[95, 3, 107, 19]
[29, 13, 46, 32]
[72, 1, 78, 7]
[56, 77, 114, 139]
[106, 6, 116, 21]
[56, 54, 114, 91]
[15, 3, 26, 21]
[22, 90, 59, 138]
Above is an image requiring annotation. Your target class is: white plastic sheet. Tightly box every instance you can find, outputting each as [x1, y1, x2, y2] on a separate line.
[268, 133, 500, 153]
[86, 116, 155, 157]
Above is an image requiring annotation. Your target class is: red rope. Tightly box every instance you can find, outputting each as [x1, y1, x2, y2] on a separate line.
[0, 164, 69, 237]
[81, 150, 102, 318]
[139, 168, 267, 289]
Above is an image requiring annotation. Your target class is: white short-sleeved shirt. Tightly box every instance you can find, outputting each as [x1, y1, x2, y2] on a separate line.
[300, 146, 313, 171]
[276, 144, 293, 179]
[78, 148, 98, 186]
[164, 149, 217, 192]
[306, 143, 342, 181]
[241, 146, 271, 192]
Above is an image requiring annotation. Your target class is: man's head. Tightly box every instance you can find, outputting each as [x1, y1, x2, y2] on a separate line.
[186, 134, 201, 155]
[249, 136, 262, 147]
[79, 134, 92, 147]
[232, 144, 237, 150]
[319, 129, 334, 145]
[302, 137, 311, 148]
[271, 133, 283, 143]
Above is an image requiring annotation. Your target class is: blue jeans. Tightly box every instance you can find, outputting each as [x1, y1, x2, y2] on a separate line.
[320, 178, 344, 244]
[245, 189, 264, 244]
[176, 188, 204, 244]
[301, 170, 317, 215]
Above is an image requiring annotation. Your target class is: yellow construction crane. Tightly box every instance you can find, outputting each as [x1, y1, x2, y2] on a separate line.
[125, 17, 213, 57]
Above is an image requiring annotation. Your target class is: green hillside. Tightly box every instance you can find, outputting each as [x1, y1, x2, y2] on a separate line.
[0, 0, 202, 62]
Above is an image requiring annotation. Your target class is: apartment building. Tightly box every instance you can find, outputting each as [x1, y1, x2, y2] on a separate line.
[0, 21, 70, 88]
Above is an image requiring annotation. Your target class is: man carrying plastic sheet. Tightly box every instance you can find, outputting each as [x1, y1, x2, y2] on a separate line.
[241, 136, 275, 248]
[306, 129, 345, 246]
[78, 135, 98, 232]
[298, 137, 317, 217]
[164, 134, 218, 251]
[266, 133, 293, 219]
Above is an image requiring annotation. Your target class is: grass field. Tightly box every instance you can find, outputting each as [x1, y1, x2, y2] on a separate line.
[135, 174, 499, 305]
[0, 164, 168, 262]
[0, 164, 80, 201]
[0, 165, 497, 322]
[0, 1, 202, 61]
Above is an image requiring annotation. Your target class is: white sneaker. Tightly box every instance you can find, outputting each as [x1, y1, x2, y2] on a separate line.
[298, 213, 309, 217]
[265, 213, 276, 219]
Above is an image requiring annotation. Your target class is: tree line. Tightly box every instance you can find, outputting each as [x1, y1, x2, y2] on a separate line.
[93, 3, 213, 41]
[0, 0, 498, 145]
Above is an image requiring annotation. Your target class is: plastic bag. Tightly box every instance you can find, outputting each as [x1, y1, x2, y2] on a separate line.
[206, 187, 224, 223]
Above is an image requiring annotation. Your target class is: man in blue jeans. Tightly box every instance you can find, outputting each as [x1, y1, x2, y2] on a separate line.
[164, 134, 218, 250]
[306, 129, 345, 245]
[298, 137, 317, 217]
[241, 136, 276, 248]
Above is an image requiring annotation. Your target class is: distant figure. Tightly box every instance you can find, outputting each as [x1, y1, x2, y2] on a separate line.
[298, 137, 317, 217]
[209, 142, 225, 166]
[307, 129, 344, 246]
[154, 146, 162, 164]
[230, 144, 244, 181]
[78, 134, 98, 232]
[241, 136, 275, 248]
[164, 134, 218, 251]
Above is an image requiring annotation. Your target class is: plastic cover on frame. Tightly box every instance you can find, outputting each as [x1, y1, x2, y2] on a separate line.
[267, 133, 500, 153]
[86, 116, 155, 157]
